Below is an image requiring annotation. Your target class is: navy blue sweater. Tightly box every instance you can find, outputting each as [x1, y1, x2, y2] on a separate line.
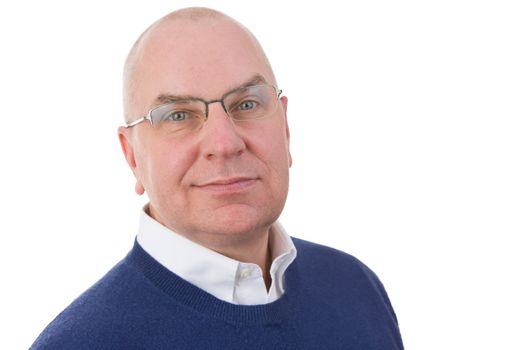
[31, 238, 404, 349]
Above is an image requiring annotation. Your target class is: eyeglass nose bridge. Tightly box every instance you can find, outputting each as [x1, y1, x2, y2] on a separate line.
[203, 99, 230, 121]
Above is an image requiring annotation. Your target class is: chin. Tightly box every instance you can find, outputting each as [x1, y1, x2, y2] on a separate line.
[202, 204, 276, 237]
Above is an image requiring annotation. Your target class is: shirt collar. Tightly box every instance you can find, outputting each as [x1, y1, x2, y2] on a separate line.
[136, 206, 296, 304]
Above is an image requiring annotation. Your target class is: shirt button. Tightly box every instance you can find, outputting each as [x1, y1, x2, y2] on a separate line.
[240, 268, 251, 279]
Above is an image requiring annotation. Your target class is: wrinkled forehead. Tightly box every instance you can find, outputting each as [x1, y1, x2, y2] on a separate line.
[130, 17, 276, 109]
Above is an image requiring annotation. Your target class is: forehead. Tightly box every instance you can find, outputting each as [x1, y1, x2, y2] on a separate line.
[134, 18, 274, 105]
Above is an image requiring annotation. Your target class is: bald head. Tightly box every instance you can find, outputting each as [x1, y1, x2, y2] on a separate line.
[123, 7, 276, 123]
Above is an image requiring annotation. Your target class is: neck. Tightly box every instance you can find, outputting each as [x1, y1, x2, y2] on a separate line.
[150, 206, 274, 290]
[147, 205, 275, 290]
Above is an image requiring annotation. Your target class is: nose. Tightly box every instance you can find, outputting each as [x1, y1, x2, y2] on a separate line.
[199, 102, 246, 160]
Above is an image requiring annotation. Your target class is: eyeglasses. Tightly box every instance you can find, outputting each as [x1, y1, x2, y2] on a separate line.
[125, 84, 283, 135]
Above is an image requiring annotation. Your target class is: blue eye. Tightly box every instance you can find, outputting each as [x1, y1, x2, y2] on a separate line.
[151, 102, 205, 133]
[166, 111, 189, 121]
[238, 100, 258, 110]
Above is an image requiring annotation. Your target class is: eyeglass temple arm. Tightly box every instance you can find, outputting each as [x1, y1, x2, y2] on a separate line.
[125, 115, 151, 128]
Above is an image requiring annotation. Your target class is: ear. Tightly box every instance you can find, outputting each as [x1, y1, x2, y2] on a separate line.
[280, 96, 293, 168]
[118, 126, 145, 195]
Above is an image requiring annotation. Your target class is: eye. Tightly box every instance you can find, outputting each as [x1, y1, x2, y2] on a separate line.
[165, 110, 189, 121]
[151, 102, 205, 133]
[237, 100, 258, 111]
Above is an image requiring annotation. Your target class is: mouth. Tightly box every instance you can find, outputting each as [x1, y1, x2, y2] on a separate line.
[193, 177, 258, 193]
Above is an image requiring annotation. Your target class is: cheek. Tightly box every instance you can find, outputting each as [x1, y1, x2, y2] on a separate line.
[138, 139, 198, 194]
[249, 124, 290, 182]
[266, 122, 290, 163]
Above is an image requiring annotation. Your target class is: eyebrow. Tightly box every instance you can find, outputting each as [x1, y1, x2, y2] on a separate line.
[153, 74, 268, 106]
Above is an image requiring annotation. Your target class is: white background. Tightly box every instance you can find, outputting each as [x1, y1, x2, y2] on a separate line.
[1, 1, 524, 349]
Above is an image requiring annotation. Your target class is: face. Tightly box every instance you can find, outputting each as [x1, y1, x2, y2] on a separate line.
[119, 18, 292, 247]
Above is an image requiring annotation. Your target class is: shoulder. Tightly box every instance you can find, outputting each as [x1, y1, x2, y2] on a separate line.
[289, 238, 403, 348]
[291, 237, 395, 312]
[292, 237, 378, 280]
[30, 257, 148, 349]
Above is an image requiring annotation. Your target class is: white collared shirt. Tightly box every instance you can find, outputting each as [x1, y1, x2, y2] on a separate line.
[136, 208, 297, 305]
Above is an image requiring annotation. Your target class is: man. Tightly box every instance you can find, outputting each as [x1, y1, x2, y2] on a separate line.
[31, 7, 403, 349]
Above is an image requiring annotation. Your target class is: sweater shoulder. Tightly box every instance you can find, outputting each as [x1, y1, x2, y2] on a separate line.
[291, 236, 398, 320]
[291, 237, 377, 279]
[292, 237, 394, 303]
[30, 257, 148, 349]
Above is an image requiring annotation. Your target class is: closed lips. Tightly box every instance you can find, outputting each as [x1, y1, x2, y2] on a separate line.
[194, 177, 258, 191]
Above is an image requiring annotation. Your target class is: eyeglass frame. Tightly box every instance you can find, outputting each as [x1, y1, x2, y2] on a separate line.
[124, 83, 283, 129]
